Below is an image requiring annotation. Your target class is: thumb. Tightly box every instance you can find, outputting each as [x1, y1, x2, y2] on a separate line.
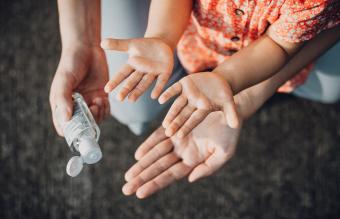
[222, 100, 240, 129]
[50, 73, 74, 136]
[188, 148, 229, 182]
[101, 38, 130, 52]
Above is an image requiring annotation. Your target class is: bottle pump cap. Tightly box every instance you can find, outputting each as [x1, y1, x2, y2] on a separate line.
[66, 156, 83, 177]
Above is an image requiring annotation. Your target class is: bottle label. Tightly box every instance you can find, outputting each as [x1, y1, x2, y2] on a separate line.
[63, 93, 100, 147]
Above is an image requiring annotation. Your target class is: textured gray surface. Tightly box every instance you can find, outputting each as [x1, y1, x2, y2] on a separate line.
[0, 1, 340, 218]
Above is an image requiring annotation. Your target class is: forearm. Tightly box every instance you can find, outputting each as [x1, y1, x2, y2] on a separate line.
[235, 26, 340, 120]
[213, 33, 303, 94]
[57, 0, 101, 48]
[144, 0, 193, 50]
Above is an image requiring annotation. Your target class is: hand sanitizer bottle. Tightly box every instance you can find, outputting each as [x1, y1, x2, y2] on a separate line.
[62, 93, 102, 177]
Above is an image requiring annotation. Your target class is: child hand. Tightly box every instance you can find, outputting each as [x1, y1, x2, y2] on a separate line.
[158, 72, 239, 137]
[101, 38, 174, 102]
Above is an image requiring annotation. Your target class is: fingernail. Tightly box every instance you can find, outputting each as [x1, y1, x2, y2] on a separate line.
[104, 85, 110, 93]
[188, 176, 196, 183]
[128, 96, 136, 103]
[116, 95, 123, 101]
[158, 98, 164, 104]
[100, 40, 108, 49]
[162, 121, 169, 128]
[136, 190, 146, 199]
[122, 184, 133, 195]
[124, 172, 132, 182]
[134, 152, 141, 161]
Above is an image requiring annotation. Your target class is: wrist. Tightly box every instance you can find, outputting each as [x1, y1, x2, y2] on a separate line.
[212, 66, 236, 94]
[61, 35, 100, 50]
[233, 90, 257, 121]
[61, 40, 102, 53]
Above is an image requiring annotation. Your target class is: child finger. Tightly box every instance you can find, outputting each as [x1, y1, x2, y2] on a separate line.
[128, 74, 156, 102]
[103, 97, 111, 119]
[223, 100, 240, 128]
[158, 82, 182, 104]
[151, 74, 171, 99]
[100, 38, 130, 51]
[177, 110, 209, 138]
[117, 71, 144, 101]
[162, 95, 187, 128]
[104, 64, 134, 93]
[92, 97, 105, 122]
[89, 105, 100, 122]
[165, 105, 195, 137]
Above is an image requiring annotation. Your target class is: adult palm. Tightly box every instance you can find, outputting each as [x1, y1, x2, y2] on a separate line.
[122, 111, 241, 199]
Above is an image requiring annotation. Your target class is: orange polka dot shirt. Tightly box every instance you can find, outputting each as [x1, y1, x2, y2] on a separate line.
[177, 0, 340, 92]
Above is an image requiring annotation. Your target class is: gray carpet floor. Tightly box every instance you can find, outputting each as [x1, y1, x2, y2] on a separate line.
[0, 1, 339, 218]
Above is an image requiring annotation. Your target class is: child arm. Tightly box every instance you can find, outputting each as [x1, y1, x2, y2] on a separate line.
[101, 0, 193, 100]
[237, 26, 340, 120]
[214, 0, 339, 94]
[213, 32, 303, 94]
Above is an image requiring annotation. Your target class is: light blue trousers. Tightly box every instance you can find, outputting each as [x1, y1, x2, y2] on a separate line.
[102, 0, 340, 135]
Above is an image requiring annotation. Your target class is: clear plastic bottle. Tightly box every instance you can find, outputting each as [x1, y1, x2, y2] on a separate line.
[62, 93, 102, 177]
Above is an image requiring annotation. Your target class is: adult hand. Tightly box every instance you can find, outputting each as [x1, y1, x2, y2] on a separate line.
[122, 111, 241, 199]
[158, 72, 239, 138]
[101, 37, 174, 102]
[49, 44, 109, 136]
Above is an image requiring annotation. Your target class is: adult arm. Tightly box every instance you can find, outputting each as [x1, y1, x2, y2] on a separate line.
[50, 0, 109, 136]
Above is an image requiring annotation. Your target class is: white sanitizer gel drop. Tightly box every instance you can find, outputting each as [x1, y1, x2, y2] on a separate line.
[62, 93, 102, 177]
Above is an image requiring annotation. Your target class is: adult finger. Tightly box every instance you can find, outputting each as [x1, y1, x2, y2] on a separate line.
[50, 73, 75, 136]
[135, 162, 192, 199]
[223, 100, 240, 128]
[125, 139, 173, 181]
[117, 71, 144, 101]
[158, 82, 182, 104]
[91, 97, 105, 122]
[104, 64, 134, 93]
[92, 96, 110, 123]
[165, 105, 195, 137]
[188, 148, 231, 182]
[134, 126, 167, 160]
[122, 153, 179, 195]
[162, 95, 187, 128]
[151, 73, 171, 99]
[101, 38, 130, 52]
[89, 105, 100, 122]
[103, 97, 111, 119]
[128, 74, 156, 102]
[176, 110, 209, 138]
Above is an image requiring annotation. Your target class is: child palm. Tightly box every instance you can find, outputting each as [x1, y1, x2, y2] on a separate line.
[159, 72, 239, 137]
[101, 38, 174, 101]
